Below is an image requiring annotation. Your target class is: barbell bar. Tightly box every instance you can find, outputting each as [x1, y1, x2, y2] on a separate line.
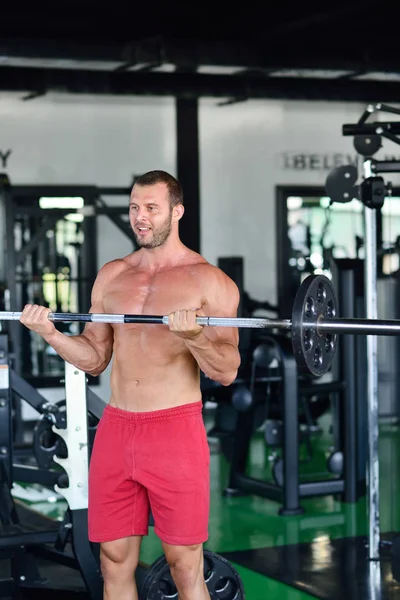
[1, 312, 399, 334]
[1, 273, 399, 377]
[0, 312, 292, 328]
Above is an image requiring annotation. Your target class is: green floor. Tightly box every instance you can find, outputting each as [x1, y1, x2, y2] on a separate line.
[12, 411, 400, 600]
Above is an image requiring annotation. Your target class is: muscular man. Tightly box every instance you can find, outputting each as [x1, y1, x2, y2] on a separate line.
[20, 170, 241, 600]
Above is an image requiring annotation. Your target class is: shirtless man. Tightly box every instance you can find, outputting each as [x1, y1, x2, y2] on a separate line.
[20, 170, 241, 600]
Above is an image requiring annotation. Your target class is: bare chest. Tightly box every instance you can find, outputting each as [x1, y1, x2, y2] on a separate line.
[103, 270, 204, 318]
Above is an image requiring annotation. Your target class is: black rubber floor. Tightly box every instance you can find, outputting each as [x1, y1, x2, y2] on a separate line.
[0, 502, 89, 599]
[222, 533, 400, 600]
[5, 503, 400, 599]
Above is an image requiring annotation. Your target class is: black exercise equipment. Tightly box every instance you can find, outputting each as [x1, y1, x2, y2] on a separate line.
[291, 274, 338, 376]
[264, 420, 282, 447]
[271, 457, 283, 487]
[136, 550, 245, 600]
[223, 335, 350, 515]
[0, 173, 139, 389]
[336, 102, 400, 565]
[231, 385, 253, 412]
[0, 333, 246, 599]
[353, 133, 382, 157]
[326, 451, 344, 476]
[31, 398, 99, 470]
[0, 333, 104, 599]
[325, 165, 358, 205]
[32, 399, 68, 469]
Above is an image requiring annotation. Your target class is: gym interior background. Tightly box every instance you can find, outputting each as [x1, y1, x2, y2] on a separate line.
[1, 2, 400, 599]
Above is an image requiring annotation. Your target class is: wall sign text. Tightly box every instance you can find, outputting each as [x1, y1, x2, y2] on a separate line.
[282, 152, 400, 171]
[0, 150, 12, 169]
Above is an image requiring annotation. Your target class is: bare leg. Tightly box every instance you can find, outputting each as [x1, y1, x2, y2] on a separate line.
[162, 542, 210, 600]
[100, 535, 142, 600]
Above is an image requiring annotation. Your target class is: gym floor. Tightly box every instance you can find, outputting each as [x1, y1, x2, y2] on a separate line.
[12, 409, 400, 600]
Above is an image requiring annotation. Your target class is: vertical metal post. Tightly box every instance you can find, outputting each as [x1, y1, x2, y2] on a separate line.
[0, 334, 12, 489]
[279, 336, 304, 516]
[338, 268, 358, 503]
[369, 560, 382, 600]
[176, 97, 200, 253]
[0, 179, 6, 286]
[224, 409, 254, 493]
[0, 174, 22, 375]
[363, 159, 380, 560]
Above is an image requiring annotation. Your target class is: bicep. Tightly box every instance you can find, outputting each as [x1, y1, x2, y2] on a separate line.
[79, 268, 114, 352]
[80, 300, 114, 352]
[201, 279, 240, 347]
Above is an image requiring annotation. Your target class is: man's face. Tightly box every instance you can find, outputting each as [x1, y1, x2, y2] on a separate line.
[129, 182, 173, 249]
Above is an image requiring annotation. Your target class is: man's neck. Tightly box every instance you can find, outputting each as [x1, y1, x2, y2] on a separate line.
[137, 238, 189, 273]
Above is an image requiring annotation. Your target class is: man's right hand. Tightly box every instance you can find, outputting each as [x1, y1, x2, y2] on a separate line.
[20, 304, 57, 338]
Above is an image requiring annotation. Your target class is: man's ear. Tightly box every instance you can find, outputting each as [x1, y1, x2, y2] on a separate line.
[173, 204, 185, 222]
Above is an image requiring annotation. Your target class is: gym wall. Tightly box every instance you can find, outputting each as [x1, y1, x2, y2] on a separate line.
[1, 92, 399, 404]
[199, 98, 400, 302]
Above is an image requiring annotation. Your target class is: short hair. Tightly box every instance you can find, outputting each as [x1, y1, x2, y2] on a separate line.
[134, 170, 183, 207]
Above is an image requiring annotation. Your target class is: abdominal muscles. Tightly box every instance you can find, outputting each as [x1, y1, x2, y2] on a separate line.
[108, 324, 201, 411]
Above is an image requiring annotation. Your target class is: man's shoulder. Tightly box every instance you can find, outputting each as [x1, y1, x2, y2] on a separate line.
[191, 261, 240, 313]
[190, 258, 239, 291]
[99, 249, 143, 273]
[187, 255, 218, 277]
[95, 256, 133, 283]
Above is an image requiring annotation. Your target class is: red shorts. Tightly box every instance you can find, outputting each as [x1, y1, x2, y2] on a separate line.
[88, 400, 210, 546]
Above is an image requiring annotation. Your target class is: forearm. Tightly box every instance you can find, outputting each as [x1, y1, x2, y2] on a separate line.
[185, 331, 240, 386]
[43, 329, 109, 375]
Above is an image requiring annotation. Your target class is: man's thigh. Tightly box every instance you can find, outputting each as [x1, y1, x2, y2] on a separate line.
[88, 416, 151, 542]
[141, 412, 210, 546]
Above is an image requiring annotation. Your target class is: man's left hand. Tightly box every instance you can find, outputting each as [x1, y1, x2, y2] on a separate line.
[168, 308, 204, 340]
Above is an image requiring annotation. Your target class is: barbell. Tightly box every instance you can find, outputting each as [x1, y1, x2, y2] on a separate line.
[2, 273, 400, 377]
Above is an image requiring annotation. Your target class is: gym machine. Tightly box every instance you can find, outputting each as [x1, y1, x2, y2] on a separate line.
[0, 332, 246, 599]
[327, 102, 400, 584]
[0, 174, 136, 390]
[222, 332, 350, 515]
[0, 332, 103, 599]
[206, 257, 284, 455]
[223, 102, 400, 525]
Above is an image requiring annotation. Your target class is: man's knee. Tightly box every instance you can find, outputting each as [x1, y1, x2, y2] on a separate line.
[164, 544, 204, 590]
[100, 537, 141, 583]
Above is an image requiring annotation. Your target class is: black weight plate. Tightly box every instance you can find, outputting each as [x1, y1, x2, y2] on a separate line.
[33, 415, 68, 469]
[140, 550, 245, 599]
[231, 385, 253, 412]
[325, 165, 358, 204]
[327, 451, 343, 475]
[291, 274, 338, 377]
[354, 134, 381, 157]
[264, 420, 283, 447]
[272, 457, 284, 487]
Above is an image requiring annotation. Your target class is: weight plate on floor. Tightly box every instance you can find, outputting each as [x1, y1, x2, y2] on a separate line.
[140, 549, 245, 599]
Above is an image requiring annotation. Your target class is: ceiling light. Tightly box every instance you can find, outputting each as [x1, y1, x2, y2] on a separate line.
[39, 197, 84, 209]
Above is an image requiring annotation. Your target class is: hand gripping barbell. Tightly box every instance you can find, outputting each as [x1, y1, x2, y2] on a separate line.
[2, 274, 400, 377]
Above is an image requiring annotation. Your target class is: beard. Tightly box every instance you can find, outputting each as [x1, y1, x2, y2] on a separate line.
[133, 211, 173, 249]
